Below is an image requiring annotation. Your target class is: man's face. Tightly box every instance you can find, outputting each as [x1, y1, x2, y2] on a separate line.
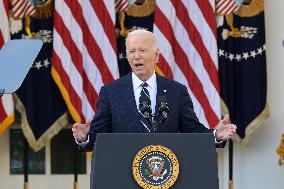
[126, 33, 159, 81]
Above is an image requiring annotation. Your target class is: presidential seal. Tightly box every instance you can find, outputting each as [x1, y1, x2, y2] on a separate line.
[132, 145, 179, 189]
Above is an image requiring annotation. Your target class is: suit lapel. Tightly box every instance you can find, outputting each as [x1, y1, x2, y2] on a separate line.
[155, 75, 168, 114]
[122, 73, 138, 118]
[154, 75, 170, 132]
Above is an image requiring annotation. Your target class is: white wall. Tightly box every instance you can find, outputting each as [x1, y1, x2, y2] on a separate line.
[0, 130, 92, 189]
[219, 1, 284, 189]
[1, 1, 284, 189]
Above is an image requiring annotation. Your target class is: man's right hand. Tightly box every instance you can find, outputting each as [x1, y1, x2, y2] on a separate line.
[72, 120, 91, 142]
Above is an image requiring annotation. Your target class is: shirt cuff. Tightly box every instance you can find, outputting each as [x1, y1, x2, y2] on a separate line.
[75, 135, 89, 147]
[213, 129, 224, 144]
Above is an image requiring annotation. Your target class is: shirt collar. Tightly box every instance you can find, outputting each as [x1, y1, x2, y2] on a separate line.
[132, 72, 156, 90]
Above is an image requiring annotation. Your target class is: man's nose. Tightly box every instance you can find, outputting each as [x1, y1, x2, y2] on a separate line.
[134, 51, 141, 59]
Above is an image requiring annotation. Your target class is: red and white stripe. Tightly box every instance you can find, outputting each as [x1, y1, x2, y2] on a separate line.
[216, 0, 240, 15]
[11, 0, 36, 19]
[154, 0, 221, 128]
[52, 0, 119, 123]
[0, 0, 15, 135]
[115, 0, 129, 13]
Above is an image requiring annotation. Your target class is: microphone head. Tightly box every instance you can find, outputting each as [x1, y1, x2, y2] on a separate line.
[158, 95, 169, 113]
[157, 95, 167, 104]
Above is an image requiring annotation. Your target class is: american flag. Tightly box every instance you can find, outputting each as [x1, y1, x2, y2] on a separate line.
[0, 0, 15, 135]
[216, 0, 243, 15]
[154, 0, 221, 128]
[115, 0, 129, 13]
[52, 0, 119, 123]
[10, 0, 36, 19]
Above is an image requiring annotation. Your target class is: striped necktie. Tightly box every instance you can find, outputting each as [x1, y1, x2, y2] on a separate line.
[138, 82, 153, 132]
[140, 82, 151, 110]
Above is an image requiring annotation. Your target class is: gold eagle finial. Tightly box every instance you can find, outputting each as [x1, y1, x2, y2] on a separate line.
[222, 0, 264, 40]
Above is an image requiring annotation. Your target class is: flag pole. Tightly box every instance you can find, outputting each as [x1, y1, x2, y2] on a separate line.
[24, 139, 29, 189]
[74, 144, 78, 189]
[229, 139, 234, 189]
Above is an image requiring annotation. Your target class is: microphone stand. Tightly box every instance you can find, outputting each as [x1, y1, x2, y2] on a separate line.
[152, 119, 158, 133]
[152, 96, 170, 132]
[143, 113, 158, 133]
[150, 112, 167, 133]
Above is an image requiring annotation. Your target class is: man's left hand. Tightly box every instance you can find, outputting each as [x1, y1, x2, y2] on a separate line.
[215, 114, 237, 141]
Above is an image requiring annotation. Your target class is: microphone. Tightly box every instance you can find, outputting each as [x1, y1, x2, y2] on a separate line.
[158, 96, 170, 121]
[139, 94, 152, 119]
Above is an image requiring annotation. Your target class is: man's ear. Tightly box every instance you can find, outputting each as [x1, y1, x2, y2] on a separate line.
[155, 49, 160, 64]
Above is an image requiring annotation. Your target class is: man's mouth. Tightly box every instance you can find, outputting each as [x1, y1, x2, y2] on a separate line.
[135, 63, 143, 68]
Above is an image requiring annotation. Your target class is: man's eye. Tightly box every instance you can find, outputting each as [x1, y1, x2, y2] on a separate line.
[139, 49, 148, 54]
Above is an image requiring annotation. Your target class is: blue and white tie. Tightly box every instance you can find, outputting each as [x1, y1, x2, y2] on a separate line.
[139, 82, 153, 132]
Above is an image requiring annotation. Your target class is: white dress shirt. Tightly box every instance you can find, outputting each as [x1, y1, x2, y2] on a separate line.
[132, 72, 157, 114]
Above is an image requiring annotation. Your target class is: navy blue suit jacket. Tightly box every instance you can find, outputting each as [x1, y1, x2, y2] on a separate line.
[82, 73, 215, 151]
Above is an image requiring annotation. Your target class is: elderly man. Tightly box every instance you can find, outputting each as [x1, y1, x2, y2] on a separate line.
[72, 29, 237, 151]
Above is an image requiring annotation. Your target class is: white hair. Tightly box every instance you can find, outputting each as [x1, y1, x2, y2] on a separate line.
[125, 29, 158, 50]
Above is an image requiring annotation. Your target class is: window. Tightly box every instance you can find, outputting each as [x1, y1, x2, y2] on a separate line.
[51, 129, 86, 174]
[10, 129, 45, 174]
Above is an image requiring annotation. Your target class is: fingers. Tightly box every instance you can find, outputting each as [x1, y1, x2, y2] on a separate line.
[72, 124, 80, 138]
[73, 120, 92, 130]
[224, 123, 237, 130]
[232, 124, 237, 129]
[225, 127, 237, 140]
[222, 114, 230, 124]
[72, 123, 85, 130]
[216, 123, 237, 141]
[72, 123, 84, 140]
[72, 120, 92, 142]
[224, 124, 237, 134]
[221, 122, 237, 131]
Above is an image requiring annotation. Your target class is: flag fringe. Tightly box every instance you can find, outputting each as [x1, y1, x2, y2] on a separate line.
[14, 95, 69, 152]
[221, 99, 269, 146]
[154, 64, 164, 77]
[126, 0, 155, 17]
[31, 0, 53, 19]
[235, 0, 264, 17]
[119, 0, 156, 37]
